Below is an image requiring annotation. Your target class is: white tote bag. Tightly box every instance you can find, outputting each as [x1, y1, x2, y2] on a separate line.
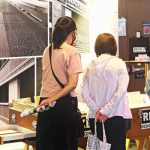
[87, 122, 111, 150]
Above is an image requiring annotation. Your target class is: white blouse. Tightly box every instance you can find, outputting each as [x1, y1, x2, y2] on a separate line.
[81, 54, 132, 119]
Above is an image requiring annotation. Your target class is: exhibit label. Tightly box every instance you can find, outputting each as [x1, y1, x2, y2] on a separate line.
[139, 108, 150, 129]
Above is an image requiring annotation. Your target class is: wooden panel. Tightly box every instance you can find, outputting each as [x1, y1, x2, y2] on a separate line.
[126, 106, 150, 139]
[78, 137, 87, 150]
[9, 109, 37, 131]
[126, 62, 145, 93]
[119, 0, 150, 61]
[9, 109, 22, 127]
[127, 0, 150, 38]
[120, 0, 150, 93]
[20, 115, 37, 131]
[0, 136, 4, 145]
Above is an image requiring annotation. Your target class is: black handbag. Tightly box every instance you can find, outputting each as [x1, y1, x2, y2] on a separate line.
[125, 119, 131, 131]
[77, 108, 85, 137]
[49, 45, 84, 137]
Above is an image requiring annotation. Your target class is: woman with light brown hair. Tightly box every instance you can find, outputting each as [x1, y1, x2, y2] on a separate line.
[81, 33, 132, 150]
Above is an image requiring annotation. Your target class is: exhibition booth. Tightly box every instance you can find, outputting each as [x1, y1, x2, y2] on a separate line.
[1, 0, 150, 150]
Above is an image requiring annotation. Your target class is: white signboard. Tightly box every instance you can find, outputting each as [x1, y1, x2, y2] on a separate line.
[133, 47, 146, 53]
[119, 18, 126, 36]
[139, 108, 150, 129]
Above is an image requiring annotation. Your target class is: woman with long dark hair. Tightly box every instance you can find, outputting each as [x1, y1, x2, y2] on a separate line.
[36, 16, 83, 150]
[81, 33, 132, 150]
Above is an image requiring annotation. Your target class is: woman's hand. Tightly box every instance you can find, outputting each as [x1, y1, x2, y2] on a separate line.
[95, 109, 100, 122]
[97, 115, 108, 122]
[95, 110, 108, 122]
[38, 98, 51, 107]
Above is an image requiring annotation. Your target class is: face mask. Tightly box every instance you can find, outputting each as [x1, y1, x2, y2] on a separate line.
[71, 32, 76, 45]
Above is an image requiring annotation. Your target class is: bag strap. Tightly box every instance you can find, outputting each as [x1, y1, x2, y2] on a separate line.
[94, 121, 107, 143]
[49, 45, 65, 89]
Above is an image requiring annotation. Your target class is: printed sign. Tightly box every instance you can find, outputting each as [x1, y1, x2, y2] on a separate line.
[57, 0, 89, 16]
[118, 18, 126, 36]
[82, 116, 91, 137]
[142, 21, 150, 34]
[133, 47, 146, 53]
[139, 108, 150, 129]
[57, 0, 65, 4]
[135, 73, 145, 79]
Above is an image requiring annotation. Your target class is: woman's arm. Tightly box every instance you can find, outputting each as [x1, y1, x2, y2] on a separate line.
[99, 61, 129, 116]
[81, 67, 100, 114]
[39, 73, 79, 107]
[81, 68, 107, 122]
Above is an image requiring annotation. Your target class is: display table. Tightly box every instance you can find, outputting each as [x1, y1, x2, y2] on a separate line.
[9, 103, 150, 150]
[9, 108, 37, 131]
[8, 108, 36, 150]
[8, 107, 88, 150]
[126, 103, 150, 150]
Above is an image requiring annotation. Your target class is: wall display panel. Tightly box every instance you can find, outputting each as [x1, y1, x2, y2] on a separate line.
[0, 57, 38, 120]
[52, 0, 90, 53]
[0, 0, 48, 123]
[0, 0, 48, 57]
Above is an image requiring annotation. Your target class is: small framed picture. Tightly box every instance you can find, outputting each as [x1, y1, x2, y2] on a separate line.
[143, 26, 150, 34]
[136, 32, 141, 38]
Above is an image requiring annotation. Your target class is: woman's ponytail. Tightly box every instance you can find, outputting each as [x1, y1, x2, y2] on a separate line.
[52, 16, 77, 49]
[52, 24, 67, 49]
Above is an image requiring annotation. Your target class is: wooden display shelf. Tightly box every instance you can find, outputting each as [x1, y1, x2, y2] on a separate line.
[9, 108, 88, 150]
[125, 60, 150, 63]
[9, 108, 37, 131]
[126, 106, 150, 138]
[9, 108, 87, 131]
[126, 105, 150, 150]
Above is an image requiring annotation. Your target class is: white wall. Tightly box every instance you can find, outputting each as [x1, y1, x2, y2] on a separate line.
[9, 79, 20, 103]
[83, 0, 118, 69]
[76, 0, 118, 102]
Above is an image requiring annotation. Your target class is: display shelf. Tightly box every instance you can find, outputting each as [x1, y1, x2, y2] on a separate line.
[0, 125, 36, 145]
[125, 60, 150, 63]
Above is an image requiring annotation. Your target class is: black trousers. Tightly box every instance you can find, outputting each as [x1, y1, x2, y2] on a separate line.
[89, 116, 126, 150]
[36, 95, 78, 150]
